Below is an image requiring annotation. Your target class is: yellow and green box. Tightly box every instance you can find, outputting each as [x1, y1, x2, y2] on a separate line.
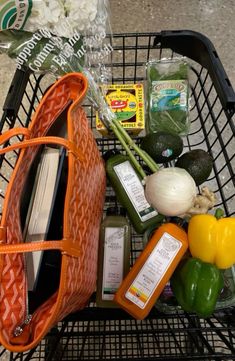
[96, 83, 145, 136]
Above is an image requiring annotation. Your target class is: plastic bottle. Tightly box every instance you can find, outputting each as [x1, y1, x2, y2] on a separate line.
[105, 152, 163, 234]
[96, 207, 131, 308]
[114, 223, 188, 319]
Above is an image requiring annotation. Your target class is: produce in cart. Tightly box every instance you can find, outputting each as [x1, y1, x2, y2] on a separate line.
[175, 149, 214, 186]
[171, 257, 224, 317]
[188, 212, 235, 269]
[146, 58, 190, 135]
[140, 131, 184, 163]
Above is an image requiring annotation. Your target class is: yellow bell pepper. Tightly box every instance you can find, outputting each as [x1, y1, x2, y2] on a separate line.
[188, 214, 235, 269]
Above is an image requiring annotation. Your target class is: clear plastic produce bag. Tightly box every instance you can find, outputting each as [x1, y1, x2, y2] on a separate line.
[146, 58, 191, 135]
[0, 0, 115, 128]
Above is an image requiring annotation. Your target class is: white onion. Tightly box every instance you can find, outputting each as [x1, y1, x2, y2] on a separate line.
[145, 167, 197, 216]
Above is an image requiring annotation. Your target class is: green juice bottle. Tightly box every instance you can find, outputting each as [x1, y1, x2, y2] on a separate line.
[105, 152, 163, 234]
[96, 207, 131, 308]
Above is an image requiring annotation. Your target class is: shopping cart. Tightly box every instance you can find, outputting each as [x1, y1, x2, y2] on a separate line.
[0, 30, 235, 360]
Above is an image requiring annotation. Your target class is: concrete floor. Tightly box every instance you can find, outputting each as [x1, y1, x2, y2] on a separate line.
[109, 0, 235, 86]
[0, 0, 235, 118]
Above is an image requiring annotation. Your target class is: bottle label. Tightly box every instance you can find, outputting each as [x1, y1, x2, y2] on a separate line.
[151, 80, 187, 112]
[102, 227, 125, 301]
[125, 232, 182, 309]
[113, 161, 157, 222]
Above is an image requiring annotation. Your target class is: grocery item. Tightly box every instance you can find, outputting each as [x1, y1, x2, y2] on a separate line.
[114, 223, 188, 319]
[188, 214, 235, 269]
[1, 29, 85, 73]
[96, 207, 131, 308]
[0, 0, 114, 129]
[142, 224, 175, 305]
[0, 0, 109, 39]
[146, 58, 190, 135]
[143, 225, 235, 314]
[171, 258, 223, 318]
[175, 149, 213, 185]
[97, 87, 200, 221]
[186, 186, 216, 216]
[140, 131, 184, 163]
[96, 84, 145, 136]
[144, 167, 197, 216]
[105, 153, 163, 233]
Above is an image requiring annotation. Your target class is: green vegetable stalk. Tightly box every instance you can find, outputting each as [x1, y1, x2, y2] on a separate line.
[108, 117, 159, 178]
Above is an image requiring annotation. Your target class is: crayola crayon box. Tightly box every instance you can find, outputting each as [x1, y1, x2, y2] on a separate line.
[96, 84, 145, 136]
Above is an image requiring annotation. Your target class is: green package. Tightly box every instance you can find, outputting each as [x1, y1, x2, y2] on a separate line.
[146, 58, 190, 135]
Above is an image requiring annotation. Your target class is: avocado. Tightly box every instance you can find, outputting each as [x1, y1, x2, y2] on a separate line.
[140, 131, 184, 163]
[175, 149, 213, 186]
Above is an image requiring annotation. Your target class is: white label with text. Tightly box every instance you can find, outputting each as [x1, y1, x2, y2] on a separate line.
[125, 232, 182, 309]
[102, 227, 125, 301]
[114, 161, 157, 222]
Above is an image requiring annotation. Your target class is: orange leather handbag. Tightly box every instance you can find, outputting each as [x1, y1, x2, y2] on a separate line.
[0, 73, 106, 352]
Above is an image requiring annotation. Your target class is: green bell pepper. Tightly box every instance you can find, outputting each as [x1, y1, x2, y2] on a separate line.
[171, 258, 224, 317]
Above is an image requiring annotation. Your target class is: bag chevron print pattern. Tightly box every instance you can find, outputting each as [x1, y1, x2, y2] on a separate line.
[0, 73, 106, 352]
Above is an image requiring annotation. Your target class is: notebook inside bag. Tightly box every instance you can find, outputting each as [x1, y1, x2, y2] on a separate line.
[20, 105, 70, 314]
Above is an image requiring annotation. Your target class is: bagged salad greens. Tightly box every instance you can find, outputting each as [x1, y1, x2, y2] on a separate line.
[146, 58, 190, 135]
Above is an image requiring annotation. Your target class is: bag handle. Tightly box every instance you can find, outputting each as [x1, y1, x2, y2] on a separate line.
[0, 127, 84, 161]
[0, 127, 83, 258]
[0, 240, 80, 257]
[0, 226, 80, 257]
[0, 240, 63, 253]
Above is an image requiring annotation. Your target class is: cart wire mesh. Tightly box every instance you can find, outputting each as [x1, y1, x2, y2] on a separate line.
[0, 32, 235, 360]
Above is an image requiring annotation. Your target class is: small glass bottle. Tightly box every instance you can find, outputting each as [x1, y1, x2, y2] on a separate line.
[114, 223, 188, 319]
[96, 207, 131, 308]
[105, 152, 163, 234]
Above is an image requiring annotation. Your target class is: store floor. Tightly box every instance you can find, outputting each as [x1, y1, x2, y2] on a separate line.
[110, 0, 235, 84]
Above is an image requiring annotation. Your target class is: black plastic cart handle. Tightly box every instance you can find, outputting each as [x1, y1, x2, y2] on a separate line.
[154, 30, 235, 113]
